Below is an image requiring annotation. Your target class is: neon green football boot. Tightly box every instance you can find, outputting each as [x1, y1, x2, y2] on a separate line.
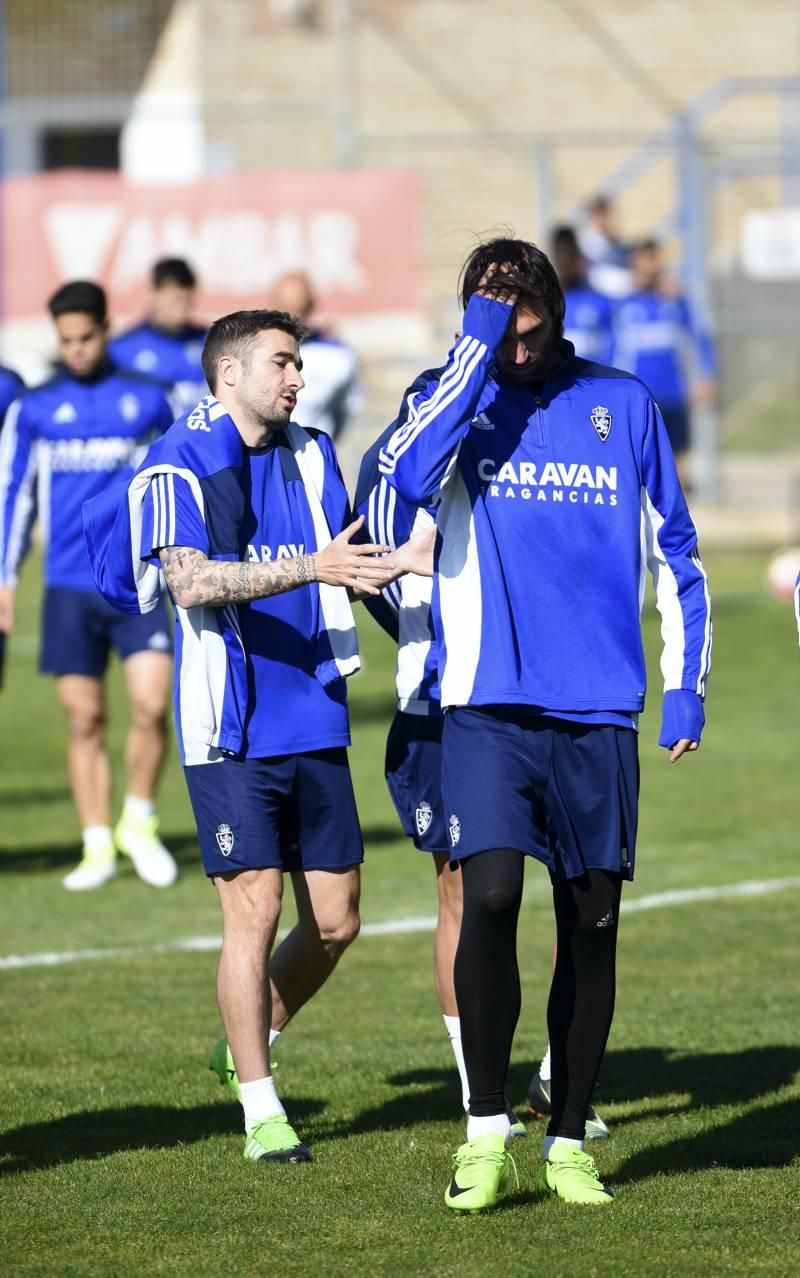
[537, 1140, 614, 1204]
[114, 810, 177, 888]
[244, 1115, 312, 1164]
[208, 1037, 241, 1101]
[444, 1133, 514, 1213]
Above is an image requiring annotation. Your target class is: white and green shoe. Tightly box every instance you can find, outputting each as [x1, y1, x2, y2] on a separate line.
[244, 1115, 312, 1164]
[115, 811, 177, 888]
[208, 1037, 241, 1102]
[537, 1140, 614, 1205]
[62, 842, 117, 892]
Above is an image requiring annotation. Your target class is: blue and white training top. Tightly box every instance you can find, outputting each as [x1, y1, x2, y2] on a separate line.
[613, 289, 716, 409]
[0, 366, 24, 430]
[563, 283, 614, 365]
[292, 331, 362, 441]
[110, 321, 208, 417]
[378, 294, 712, 748]
[83, 399, 358, 765]
[355, 430, 440, 716]
[0, 361, 173, 591]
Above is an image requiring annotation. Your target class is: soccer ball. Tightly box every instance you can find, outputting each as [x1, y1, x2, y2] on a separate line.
[766, 547, 800, 600]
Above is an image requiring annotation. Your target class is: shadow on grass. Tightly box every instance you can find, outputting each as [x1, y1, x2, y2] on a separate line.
[310, 1046, 800, 1180]
[0, 1097, 326, 1176]
[0, 831, 200, 873]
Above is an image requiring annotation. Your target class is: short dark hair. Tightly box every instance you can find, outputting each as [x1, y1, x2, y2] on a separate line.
[201, 309, 307, 392]
[152, 257, 197, 290]
[634, 236, 661, 254]
[551, 224, 581, 255]
[459, 237, 565, 337]
[48, 280, 107, 324]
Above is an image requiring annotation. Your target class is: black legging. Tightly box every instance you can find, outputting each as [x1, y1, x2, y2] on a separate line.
[454, 849, 622, 1137]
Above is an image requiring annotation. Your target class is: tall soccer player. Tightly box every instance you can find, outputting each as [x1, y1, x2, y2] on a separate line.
[84, 309, 431, 1164]
[379, 238, 711, 1211]
[0, 282, 178, 891]
[110, 257, 207, 416]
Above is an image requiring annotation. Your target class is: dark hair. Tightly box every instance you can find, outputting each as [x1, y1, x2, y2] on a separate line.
[633, 237, 660, 254]
[152, 257, 197, 290]
[459, 237, 565, 337]
[588, 193, 612, 214]
[48, 280, 107, 324]
[551, 224, 581, 255]
[201, 309, 307, 391]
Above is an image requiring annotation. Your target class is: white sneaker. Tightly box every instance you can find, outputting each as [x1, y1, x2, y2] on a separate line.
[115, 813, 178, 888]
[63, 848, 118, 892]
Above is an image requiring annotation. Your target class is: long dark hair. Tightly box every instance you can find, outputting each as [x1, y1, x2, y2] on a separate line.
[458, 237, 565, 339]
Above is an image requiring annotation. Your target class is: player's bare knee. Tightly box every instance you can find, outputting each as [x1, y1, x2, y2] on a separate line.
[129, 695, 167, 734]
[317, 904, 361, 955]
[65, 705, 106, 742]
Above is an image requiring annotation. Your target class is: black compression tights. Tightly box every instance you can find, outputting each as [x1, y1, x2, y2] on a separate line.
[455, 849, 622, 1136]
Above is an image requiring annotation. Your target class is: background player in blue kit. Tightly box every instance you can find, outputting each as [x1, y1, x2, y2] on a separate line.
[110, 257, 208, 417]
[551, 225, 614, 365]
[613, 238, 717, 489]
[0, 282, 178, 892]
[0, 362, 24, 690]
[85, 308, 432, 1165]
[379, 238, 711, 1211]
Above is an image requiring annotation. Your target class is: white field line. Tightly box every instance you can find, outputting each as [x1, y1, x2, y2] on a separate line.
[2, 875, 800, 973]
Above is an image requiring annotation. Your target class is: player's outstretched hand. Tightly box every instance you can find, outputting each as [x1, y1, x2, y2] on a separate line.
[0, 585, 15, 634]
[669, 738, 699, 763]
[314, 516, 395, 596]
[393, 526, 436, 578]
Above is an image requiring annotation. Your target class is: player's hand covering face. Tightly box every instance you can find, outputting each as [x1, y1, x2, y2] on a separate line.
[477, 261, 560, 384]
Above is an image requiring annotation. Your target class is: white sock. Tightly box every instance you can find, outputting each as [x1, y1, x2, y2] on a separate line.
[539, 1043, 551, 1082]
[268, 1029, 281, 1047]
[122, 794, 155, 821]
[467, 1112, 511, 1143]
[544, 1134, 583, 1158]
[82, 826, 114, 852]
[239, 1076, 285, 1133]
[443, 1014, 470, 1112]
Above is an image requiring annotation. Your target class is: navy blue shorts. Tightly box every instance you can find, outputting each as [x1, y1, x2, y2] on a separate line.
[660, 405, 690, 454]
[442, 707, 639, 880]
[385, 711, 448, 854]
[40, 587, 173, 677]
[184, 747, 364, 877]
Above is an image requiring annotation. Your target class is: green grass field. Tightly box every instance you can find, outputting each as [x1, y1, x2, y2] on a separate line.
[2, 549, 799, 1277]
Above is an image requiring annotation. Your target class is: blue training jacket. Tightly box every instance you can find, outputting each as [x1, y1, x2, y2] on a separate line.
[612, 289, 716, 409]
[110, 321, 208, 417]
[83, 398, 358, 764]
[378, 294, 712, 748]
[0, 362, 173, 591]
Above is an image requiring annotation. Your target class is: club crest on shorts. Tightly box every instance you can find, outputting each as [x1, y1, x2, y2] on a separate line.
[449, 814, 461, 847]
[590, 405, 612, 442]
[415, 801, 433, 837]
[216, 823, 234, 856]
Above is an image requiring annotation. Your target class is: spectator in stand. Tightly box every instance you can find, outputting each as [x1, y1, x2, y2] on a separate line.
[613, 238, 716, 490]
[110, 258, 207, 416]
[551, 226, 614, 365]
[272, 272, 362, 443]
[577, 195, 632, 299]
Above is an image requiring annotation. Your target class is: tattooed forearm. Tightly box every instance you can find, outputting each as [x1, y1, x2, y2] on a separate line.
[159, 545, 317, 608]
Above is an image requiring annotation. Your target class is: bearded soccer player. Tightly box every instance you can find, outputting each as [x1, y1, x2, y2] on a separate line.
[84, 309, 431, 1164]
[379, 238, 711, 1211]
[0, 281, 177, 890]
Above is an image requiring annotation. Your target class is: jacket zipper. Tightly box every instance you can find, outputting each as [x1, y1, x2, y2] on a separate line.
[534, 393, 545, 445]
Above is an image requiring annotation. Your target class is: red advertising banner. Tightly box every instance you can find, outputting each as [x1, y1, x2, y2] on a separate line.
[2, 169, 420, 321]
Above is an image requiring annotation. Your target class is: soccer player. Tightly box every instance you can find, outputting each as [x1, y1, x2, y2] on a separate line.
[0, 363, 24, 690]
[0, 281, 178, 891]
[110, 257, 207, 416]
[613, 238, 716, 489]
[379, 238, 711, 1211]
[84, 309, 431, 1164]
[272, 271, 362, 442]
[552, 225, 614, 366]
